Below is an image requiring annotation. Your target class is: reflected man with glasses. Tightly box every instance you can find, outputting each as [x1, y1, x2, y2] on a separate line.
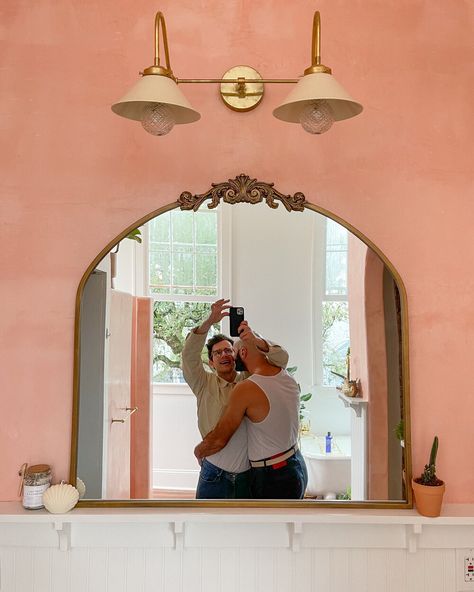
[181, 299, 288, 499]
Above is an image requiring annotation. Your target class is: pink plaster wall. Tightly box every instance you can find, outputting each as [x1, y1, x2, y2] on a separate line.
[1, 0, 473, 502]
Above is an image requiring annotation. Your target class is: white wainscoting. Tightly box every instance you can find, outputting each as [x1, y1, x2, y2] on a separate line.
[1, 503, 474, 592]
[152, 384, 201, 492]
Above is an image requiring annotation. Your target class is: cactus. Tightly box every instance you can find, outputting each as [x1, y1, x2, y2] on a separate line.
[429, 435, 438, 467]
[420, 436, 439, 485]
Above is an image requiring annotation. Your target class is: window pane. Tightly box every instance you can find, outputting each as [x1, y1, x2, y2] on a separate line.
[196, 253, 217, 289]
[148, 209, 218, 296]
[153, 301, 217, 383]
[321, 301, 350, 386]
[196, 212, 217, 245]
[172, 250, 193, 291]
[149, 250, 170, 293]
[195, 286, 218, 296]
[149, 213, 170, 244]
[326, 218, 348, 248]
[326, 219, 348, 296]
[326, 251, 348, 296]
[173, 244, 190, 253]
[172, 210, 193, 244]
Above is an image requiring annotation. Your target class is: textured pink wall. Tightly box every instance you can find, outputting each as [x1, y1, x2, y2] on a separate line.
[1, 0, 473, 502]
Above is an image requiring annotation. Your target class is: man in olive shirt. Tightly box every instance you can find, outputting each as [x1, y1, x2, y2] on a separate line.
[181, 299, 288, 499]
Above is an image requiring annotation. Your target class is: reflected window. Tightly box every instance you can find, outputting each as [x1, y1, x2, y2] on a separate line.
[149, 210, 218, 296]
[322, 219, 349, 386]
[325, 219, 348, 296]
[148, 210, 220, 383]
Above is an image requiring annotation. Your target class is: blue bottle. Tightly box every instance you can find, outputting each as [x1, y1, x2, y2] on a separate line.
[325, 431, 332, 453]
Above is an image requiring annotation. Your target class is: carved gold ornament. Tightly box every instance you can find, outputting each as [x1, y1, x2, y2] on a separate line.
[178, 174, 307, 212]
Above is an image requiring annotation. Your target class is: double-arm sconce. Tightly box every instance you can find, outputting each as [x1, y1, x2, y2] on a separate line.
[112, 10, 363, 136]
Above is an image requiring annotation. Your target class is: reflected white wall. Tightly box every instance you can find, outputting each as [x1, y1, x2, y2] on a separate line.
[230, 203, 314, 393]
[153, 385, 201, 491]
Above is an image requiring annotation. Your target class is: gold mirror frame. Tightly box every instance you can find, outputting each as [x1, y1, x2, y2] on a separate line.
[70, 174, 412, 508]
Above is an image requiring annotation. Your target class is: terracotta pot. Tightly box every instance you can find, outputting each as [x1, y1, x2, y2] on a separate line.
[412, 479, 445, 517]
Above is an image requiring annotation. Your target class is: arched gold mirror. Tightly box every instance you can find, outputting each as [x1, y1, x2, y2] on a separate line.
[70, 175, 411, 508]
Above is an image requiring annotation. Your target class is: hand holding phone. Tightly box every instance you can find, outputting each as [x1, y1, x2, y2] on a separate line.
[229, 306, 245, 337]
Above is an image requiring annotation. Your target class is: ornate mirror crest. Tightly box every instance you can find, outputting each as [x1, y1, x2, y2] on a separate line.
[178, 174, 307, 212]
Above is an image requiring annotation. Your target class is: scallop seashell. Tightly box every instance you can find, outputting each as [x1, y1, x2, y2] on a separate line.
[76, 477, 86, 499]
[43, 483, 80, 514]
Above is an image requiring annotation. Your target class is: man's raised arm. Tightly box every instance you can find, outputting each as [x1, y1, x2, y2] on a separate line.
[181, 298, 231, 395]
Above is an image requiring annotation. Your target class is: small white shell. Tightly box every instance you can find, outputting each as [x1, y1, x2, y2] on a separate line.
[76, 478, 86, 499]
[43, 483, 80, 514]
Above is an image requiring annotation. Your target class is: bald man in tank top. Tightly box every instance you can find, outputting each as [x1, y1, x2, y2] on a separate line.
[194, 337, 308, 499]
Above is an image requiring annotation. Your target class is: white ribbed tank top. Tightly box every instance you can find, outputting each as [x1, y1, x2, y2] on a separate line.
[245, 369, 300, 461]
[206, 421, 250, 473]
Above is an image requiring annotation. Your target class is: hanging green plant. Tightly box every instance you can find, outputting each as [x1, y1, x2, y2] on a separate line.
[126, 228, 142, 243]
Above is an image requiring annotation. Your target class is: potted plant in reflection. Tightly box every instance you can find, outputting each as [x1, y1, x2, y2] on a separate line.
[394, 419, 404, 448]
[330, 347, 360, 397]
[412, 436, 445, 517]
[287, 366, 312, 435]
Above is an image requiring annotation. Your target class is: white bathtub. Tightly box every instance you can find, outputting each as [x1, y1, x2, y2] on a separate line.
[300, 434, 351, 498]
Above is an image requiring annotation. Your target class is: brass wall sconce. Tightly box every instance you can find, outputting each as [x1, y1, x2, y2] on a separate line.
[112, 10, 363, 136]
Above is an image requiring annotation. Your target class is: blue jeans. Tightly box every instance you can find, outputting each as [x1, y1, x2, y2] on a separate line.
[196, 459, 251, 499]
[250, 450, 308, 499]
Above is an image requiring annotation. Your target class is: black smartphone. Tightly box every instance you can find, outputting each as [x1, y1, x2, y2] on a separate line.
[229, 306, 245, 337]
[235, 351, 246, 372]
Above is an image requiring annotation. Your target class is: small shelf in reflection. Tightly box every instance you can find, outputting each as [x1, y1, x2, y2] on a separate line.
[337, 393, 367, 417]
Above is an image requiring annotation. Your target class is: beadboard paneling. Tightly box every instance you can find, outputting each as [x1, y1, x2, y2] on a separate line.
[0, 545, 468, 592]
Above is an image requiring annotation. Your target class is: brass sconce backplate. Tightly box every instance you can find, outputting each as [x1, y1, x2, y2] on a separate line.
[220, 65, 264, 112]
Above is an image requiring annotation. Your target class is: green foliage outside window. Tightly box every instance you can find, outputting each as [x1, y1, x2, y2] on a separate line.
[153, 301, 218, 383]
[322, 301, 349, 385]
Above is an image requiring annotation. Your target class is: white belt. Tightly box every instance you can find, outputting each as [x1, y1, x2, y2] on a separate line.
[249, 446, 298, 468]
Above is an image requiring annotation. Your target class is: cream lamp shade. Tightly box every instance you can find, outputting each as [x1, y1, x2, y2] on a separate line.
[111, 75, 201, 124]
[273, 72, 363, 123]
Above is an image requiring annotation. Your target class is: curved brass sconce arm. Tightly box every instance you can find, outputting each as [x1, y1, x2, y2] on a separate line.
[304, 11, 331, 75]
[312, 11, 322, 67]
[154, 12, 171, 70]
[143, 11, 174, 79]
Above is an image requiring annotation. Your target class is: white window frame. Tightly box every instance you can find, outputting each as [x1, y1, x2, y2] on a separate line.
[312, 216, 349, 389]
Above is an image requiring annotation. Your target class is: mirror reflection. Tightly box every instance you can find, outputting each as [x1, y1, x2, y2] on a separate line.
[76, 201, 407, 502]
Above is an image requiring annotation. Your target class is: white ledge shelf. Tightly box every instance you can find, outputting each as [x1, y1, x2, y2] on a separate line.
[1, 503, 474, 553]
[3, 502, 474, 524]
[337, 393, 368, 416]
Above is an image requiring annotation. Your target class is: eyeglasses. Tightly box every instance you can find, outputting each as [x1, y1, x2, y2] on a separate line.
[211, 348, 234, 358]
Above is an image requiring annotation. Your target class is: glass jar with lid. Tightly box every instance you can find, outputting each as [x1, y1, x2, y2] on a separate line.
[22, 464, 52, 510]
